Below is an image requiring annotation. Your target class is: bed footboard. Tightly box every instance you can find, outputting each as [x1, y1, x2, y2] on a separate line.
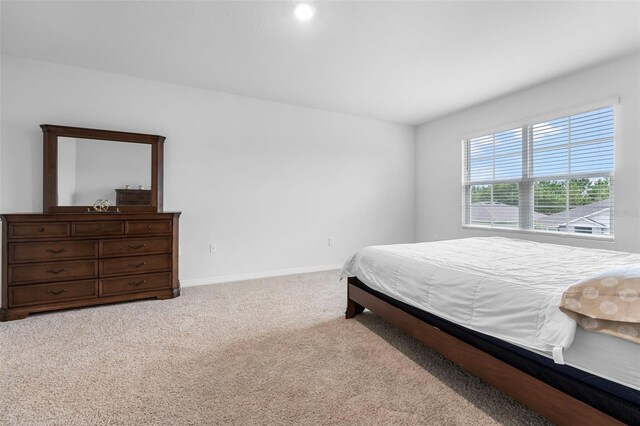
[345, 277, 365, 318]
[345, 277, 622, 426]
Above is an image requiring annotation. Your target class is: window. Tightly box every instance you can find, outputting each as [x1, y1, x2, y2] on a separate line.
[463, 105, 614, 237]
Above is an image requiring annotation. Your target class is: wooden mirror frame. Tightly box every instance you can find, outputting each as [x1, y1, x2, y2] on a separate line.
[42, 124, 165, 213]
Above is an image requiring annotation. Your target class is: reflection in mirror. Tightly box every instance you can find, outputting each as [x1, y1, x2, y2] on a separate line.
[57, 137, 152, 206]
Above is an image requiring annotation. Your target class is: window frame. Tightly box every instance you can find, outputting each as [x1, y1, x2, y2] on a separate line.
[461, 99, 617, 241]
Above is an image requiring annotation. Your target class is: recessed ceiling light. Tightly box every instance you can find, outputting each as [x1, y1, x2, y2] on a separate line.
[294, 3, 315, 21]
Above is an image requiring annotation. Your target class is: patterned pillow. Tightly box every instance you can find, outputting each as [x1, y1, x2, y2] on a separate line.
[560, 264, 640, 344]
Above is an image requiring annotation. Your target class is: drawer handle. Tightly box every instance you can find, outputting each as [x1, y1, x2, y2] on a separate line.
[129, 262, 147, 268]
[147, 225, 152, 229]
[38, 227, 46, 232]
[46, 289, 66, 295]
[128, 280, 147, 286]
[97, 225, 103, 230]
[46, 268, 67, 274]
[46, 248, 67, 254]
[128, 243, 147, 249]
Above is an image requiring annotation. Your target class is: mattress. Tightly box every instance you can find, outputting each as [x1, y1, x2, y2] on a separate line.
[340, 236, 640, 391]
[564, 327, 640, 392]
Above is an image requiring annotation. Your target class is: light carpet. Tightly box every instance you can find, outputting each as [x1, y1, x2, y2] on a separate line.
[0, 270, 549, 425]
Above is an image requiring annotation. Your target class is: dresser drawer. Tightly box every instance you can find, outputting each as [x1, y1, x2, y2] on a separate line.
[125, 220, 171, 235]
[9, 222, 70, 239]
[9, 280, 98, 307]
[72, 221, 124, 237]
[10, 240, 98, 263]
[9, 260, 98, 285]
[100, 237, 172, 257]
[100, 254, 171, 276]
[100, 272, 171, 296]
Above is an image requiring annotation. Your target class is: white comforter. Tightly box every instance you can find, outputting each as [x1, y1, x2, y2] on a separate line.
[340, 237, 640, 358]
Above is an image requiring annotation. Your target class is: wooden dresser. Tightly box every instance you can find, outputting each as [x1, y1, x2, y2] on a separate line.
[1, 212, 180, 321]
[116, 189, 152, 206]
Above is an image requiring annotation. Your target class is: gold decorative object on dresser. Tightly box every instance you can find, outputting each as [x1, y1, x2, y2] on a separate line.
[0, 124, 181, 321]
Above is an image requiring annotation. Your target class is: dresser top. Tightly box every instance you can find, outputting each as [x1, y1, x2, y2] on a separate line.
[1, 212, 181, 222]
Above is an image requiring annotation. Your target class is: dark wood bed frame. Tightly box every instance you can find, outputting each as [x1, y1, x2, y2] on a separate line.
[346, 277, 623, 426]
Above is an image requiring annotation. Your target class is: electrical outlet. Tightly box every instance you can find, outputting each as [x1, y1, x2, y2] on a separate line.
[328, 237, 335, 246]
[209, 243, 217, 254]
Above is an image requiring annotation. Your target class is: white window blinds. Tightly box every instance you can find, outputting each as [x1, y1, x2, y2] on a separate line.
[463, 105, 614, 237]
[465, 128, 522, 228]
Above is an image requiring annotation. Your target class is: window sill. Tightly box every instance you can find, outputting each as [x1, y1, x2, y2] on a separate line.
[462, 225, 615, 242]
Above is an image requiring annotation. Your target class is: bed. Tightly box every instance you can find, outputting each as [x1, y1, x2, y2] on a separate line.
[340, 237, 640, 425]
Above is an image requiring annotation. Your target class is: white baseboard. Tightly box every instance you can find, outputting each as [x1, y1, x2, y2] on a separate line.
[180, 263, 343, 288]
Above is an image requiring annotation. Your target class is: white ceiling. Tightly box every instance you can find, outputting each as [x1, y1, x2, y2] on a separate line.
[2, 1, 639, 125]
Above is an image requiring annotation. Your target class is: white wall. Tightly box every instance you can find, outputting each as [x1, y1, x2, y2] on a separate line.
[416, 53, 640, 252]
[1, 55, 415, 283]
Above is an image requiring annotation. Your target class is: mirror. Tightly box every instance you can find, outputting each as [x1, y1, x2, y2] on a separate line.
[42, 124, 164, 213]
[57, 138, 152, 207]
